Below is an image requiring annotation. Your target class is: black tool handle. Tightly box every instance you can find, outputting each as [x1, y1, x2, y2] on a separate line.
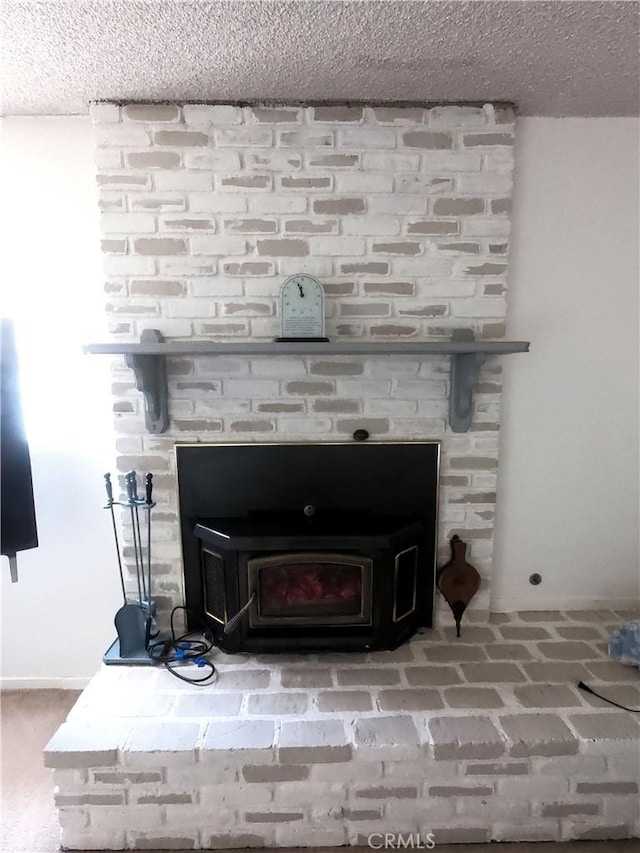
[127, 470, 139, 500]
[104, 472, 114, 504]
[125, 471, 134, 502]
[145, 472, 153, 504]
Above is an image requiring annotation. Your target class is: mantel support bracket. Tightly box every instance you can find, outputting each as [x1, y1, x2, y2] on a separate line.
[125, 330, 168, 434]
[450, 352, 487, 433]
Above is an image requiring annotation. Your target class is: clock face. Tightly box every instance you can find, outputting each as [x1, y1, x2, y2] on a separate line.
[280, 274, 326, 339]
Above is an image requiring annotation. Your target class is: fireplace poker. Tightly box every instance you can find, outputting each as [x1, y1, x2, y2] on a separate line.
[130, 470, 148, 602]
[130, 471, 144, 599]
[104, 472, 126, 604]
[125, 471, 144, 605]
[145, 472, 153, 608]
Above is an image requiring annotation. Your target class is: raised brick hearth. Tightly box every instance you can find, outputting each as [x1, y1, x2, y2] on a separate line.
[46, 610, 640, 849]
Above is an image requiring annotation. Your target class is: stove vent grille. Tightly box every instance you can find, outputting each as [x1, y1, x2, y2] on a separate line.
[202, 548, 226, 625]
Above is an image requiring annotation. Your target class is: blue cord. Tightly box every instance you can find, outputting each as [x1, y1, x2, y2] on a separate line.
[146, 606, 216, 684]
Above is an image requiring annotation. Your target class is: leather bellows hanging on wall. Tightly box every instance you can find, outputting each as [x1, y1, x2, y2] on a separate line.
[437, 535, 480, 637]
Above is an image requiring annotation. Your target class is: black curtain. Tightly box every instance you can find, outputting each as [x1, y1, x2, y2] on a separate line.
[1, 319, 38, 581]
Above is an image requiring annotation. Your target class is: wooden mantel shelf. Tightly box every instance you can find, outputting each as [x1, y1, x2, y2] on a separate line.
[84, 329, 530, 434]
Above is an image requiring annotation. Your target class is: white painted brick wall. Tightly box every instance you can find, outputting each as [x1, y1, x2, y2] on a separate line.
[91, 102, 516, 621]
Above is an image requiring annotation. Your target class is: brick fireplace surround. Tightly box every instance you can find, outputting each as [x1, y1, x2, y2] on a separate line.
[44, 103, 639, 848]
[93, 100, 515, 623]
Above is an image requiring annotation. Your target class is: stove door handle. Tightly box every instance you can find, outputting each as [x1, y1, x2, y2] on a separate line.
[223, 593, 256, 635]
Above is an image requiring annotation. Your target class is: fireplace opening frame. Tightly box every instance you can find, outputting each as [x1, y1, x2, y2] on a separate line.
[176, 441, 440, 652]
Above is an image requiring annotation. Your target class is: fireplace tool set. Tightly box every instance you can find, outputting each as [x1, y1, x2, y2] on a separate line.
[101, 470, 216, 683]
[103, 470, 159, 665]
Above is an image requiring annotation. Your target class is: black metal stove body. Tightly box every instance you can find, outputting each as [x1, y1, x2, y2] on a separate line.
[176, 442, 439, 653]
[195, 513, 424, 652]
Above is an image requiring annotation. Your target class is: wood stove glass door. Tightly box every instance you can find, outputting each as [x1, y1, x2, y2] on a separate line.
[248, 552, 372, 627]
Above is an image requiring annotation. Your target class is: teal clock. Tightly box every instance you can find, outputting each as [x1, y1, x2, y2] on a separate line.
[276, 274, 329, 342]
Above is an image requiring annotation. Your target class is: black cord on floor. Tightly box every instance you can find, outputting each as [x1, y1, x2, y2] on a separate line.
[147, 606, 216, 685]
[577, 680, 640, 713]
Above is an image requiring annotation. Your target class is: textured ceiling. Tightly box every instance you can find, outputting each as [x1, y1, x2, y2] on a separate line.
[1, 1, 638, 117]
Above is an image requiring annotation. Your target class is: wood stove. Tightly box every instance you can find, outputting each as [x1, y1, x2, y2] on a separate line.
[176, 442, 439, 652]
[194, 511, 424, 652]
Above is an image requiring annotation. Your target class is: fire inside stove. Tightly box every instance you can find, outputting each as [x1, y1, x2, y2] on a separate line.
[257, 558, 365, 618]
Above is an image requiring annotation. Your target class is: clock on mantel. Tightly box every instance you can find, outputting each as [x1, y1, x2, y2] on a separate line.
[275, 274, 329, 342]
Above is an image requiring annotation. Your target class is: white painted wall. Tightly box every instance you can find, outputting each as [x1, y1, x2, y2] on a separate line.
[1, 118, 121, 686]
[492, 117, 640, 611]
[1, 116, 637, 683]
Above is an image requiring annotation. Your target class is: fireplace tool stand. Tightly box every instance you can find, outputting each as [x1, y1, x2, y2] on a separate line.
[103, 470, 159, 665]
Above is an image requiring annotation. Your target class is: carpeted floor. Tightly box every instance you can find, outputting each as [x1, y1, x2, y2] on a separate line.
[1, 689, 81, 853]
[0, 689, 636, 853]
